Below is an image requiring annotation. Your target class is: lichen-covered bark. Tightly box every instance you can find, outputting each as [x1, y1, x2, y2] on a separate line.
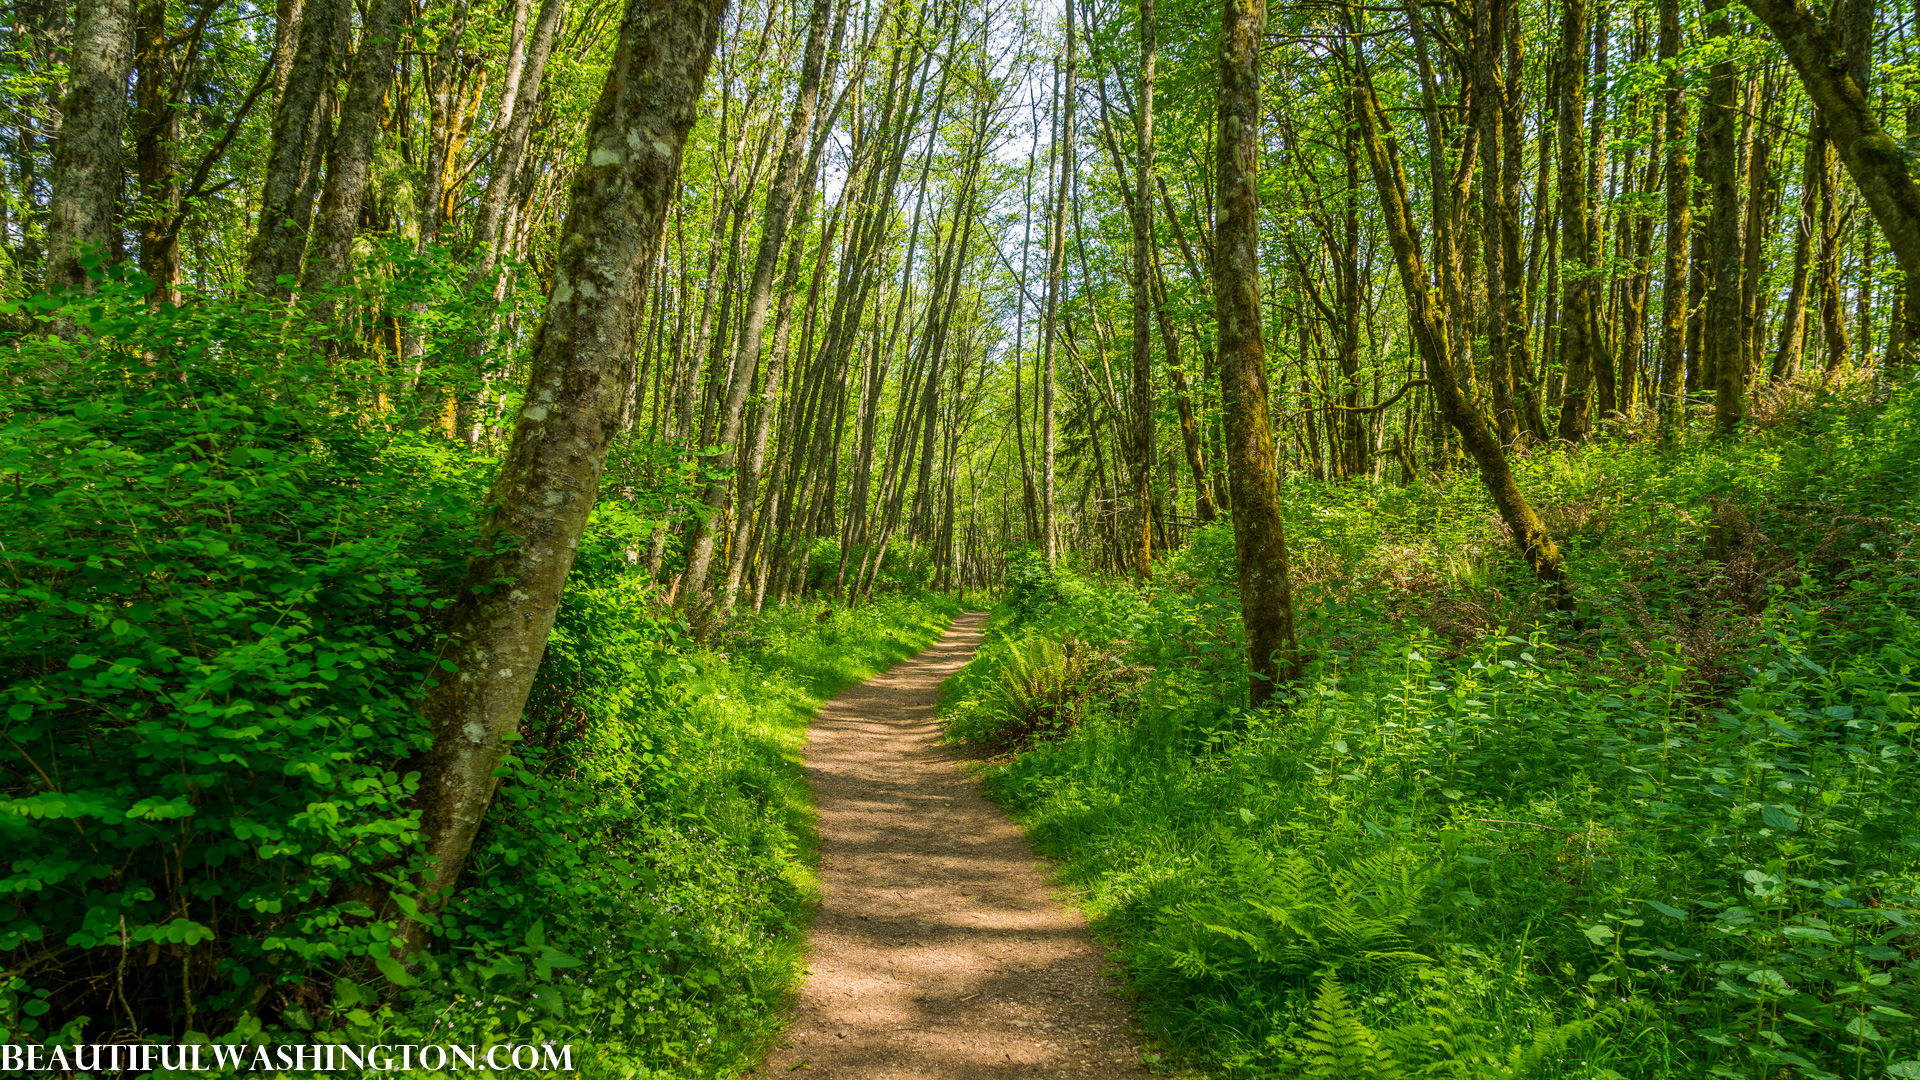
[1746, 0, 1920, 293]
[45, 0, 134, 291]
[404, 0, 726, 945]
[299, 0, 411, 300]
[245, 0, 345, 297]
[1214, 0, 1299, 705]
[1353, 70, 1577, 612]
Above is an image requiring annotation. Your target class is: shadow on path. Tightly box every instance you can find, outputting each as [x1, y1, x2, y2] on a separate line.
[754, 613, 1147, 1079]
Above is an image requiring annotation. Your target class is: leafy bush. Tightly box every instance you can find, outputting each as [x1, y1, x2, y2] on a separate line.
[0, 278, 964, 1079]
[0, 284, 488, 1039]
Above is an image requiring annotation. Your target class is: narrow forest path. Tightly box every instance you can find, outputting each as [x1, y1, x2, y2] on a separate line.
[755, 613, 1148, 1079]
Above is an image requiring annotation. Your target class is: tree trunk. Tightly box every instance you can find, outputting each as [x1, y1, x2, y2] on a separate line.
[246, 0, 345, 297]
[298, 0, 411, 301]
[133, 0, 181, 304]
[1215, 0, 1300, 706]
[1772, 118, 1818, 382]
[45, 0, 135, 292]
[1746, 0, 1920, 296]
[1702, 0, 1746, 433]
[468, 0, 565, 285]
[1353, 61, 1577, 612]
[1128, 0, 1156, 580]
[1041, 7, 1073, 562]
[677, 0, 837, 612]
[402, 0, 726, 948]
[1476, 0, 1516, 445]
[1553, 0, 1600, 443]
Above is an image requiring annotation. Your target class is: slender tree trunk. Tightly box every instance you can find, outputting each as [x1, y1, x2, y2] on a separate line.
[1553, 0, 1600, 443]
[132, 0, 181, 304]
[299, 0, 411, 301]
[1216, 0, 1299, 705]
[1041, 8, 1073, 562]
[677, 0, 838, 612]
[1354, 60, 1576, 611]
[468, 0, 565, 285]
[1702, 0, 1746, 433]
[402, 0, 726, 948]
[1128, 0, 1156, 580]
[45, 0, 135, 292]
[1477, 0, 1515, 445]
[1772, 118, 1818, 382]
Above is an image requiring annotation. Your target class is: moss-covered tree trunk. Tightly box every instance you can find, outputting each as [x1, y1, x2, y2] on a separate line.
[245, 0, 344, 297]
[1214, 0, 1300, 705]
[1746, 0, 1920, 306]
[1353, 66, 1577, 612]
[403, 0, 727, 948]
[1701, 0, 1746, 433]
[298, 0, 410, 300]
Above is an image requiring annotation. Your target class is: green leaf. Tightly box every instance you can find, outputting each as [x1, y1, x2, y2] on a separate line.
[1646, 900, 1689, 921]
[1760, 804, 1798, 830]
[1582, 924, 1615, 946]
[373, 955, 416, 987]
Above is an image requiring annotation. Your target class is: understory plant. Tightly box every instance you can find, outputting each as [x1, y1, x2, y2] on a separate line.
[952, 388, 1920, 1080]
[0, 274, 962, 1078]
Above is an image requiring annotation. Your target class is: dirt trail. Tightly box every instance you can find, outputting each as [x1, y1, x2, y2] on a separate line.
[755, 612, 1147, 1079]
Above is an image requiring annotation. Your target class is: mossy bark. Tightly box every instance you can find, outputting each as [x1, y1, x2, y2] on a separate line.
[1214, 0, 1300, 705]
[1353, 67, 1577, 612]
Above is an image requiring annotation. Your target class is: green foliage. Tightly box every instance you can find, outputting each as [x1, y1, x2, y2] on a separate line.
[949, 389, 1920, 1079]
[1305, 975, 1402, 1080]
[0, 281, 489, 1037]
[0, 278, 963, 1077]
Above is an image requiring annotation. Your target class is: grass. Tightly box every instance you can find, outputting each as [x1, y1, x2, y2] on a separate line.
[943, 386, 1920, 1079]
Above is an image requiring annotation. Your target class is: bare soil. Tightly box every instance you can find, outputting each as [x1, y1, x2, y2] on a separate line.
[754, 612, 1148, 1079]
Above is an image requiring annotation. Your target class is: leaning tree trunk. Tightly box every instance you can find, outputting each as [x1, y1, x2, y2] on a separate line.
[400, 0, 727, 950]
[299, 0, 412, 301]
[1353, 63, 1577, 613]
[1746, 0, 1920, 310]
[1215, 0, 1300, 706]
[45, 0, 135, 292]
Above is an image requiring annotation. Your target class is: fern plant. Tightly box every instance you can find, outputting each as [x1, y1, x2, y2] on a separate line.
[1306, 974, 1404, 1079]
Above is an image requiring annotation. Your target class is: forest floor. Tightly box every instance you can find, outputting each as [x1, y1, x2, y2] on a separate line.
[753, 612, 1148, 1079]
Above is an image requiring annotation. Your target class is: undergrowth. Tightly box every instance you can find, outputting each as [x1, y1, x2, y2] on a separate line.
[946, 385, 1920, 1079]
[0, 280, 960, 1077]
